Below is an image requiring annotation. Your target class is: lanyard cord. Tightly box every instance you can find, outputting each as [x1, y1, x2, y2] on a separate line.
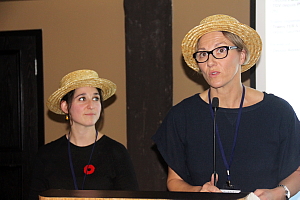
[208, 85, 245, 183]
[68, 130, 98, 190]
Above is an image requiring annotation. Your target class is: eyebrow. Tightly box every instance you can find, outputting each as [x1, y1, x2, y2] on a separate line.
[74, 92, 100, 98]
[197, 42, 228, 51]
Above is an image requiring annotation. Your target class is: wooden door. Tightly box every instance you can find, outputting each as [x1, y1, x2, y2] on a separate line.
[0, 30, 44, 200]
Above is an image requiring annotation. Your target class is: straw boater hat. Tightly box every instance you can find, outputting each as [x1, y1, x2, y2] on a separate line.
[182, 14, 262, 73]
[47, 69, 117, 115]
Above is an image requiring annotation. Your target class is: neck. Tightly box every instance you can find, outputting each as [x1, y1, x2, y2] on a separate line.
[209, 84, 245, 108]
[68, 127, 98, 147]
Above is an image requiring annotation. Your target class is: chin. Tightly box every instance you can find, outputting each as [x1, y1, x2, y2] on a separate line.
[209, 83, 223, 89]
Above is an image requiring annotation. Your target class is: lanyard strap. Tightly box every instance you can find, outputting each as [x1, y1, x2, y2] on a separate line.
[208, 85, 245, 183]
[68, 130, 98, 190]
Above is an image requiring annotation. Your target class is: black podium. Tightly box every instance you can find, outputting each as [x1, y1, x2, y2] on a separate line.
[39, 189, 249, 200]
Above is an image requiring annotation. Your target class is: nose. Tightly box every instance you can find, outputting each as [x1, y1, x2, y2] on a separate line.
[87, 100, 94, 109]
[206, 53, 217, 67]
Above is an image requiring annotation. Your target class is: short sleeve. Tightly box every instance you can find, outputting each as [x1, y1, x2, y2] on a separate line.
[152, 105, 193, 184]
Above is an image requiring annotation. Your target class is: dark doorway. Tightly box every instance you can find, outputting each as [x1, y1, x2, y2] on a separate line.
[0, 30, 44, 200]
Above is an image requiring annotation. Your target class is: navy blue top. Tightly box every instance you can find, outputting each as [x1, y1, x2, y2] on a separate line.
[152, 93, 300, 192]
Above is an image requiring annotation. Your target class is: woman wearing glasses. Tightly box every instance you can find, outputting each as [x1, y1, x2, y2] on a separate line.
[152, 14, 300, 199]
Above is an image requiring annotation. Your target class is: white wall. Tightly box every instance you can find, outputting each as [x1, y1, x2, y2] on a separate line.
[256, 0, 300, 119]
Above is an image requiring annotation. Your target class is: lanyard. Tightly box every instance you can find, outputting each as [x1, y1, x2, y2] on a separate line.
[68, 130, 98, 190]
[208, 85, 245, 186]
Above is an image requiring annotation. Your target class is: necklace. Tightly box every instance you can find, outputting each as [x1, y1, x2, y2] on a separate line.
[208, 85, 245, 189]
[68, 130, 98, 190]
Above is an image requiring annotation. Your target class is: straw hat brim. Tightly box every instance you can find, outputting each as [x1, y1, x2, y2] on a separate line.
[46, 78, 116, 115]
[182, 15, 262, 73]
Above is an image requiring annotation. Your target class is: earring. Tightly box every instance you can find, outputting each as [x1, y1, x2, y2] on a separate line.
[65, 115, 69, 120]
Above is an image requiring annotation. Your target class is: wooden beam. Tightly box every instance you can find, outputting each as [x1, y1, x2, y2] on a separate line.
[124, 0, 172, 191]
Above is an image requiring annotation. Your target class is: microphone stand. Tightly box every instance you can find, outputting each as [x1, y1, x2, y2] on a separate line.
[212, 97, 219, 186]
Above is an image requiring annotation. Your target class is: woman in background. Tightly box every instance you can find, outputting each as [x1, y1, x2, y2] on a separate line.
[29, 69, 138, 200]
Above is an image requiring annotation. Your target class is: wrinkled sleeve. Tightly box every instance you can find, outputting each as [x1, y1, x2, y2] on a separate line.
[277, 100, 300, 181]
[152, 106, 193, 184]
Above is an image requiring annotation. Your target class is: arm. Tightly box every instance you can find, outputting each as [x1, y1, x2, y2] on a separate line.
[253, 98, 300, 199]
[113, 145, 139, 191]
[28, 154, 48, 200]
[254, 166, 300, 200]
[167, 167, 221, 192]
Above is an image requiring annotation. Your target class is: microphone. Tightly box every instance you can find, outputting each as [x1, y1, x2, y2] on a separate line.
[212, 97, 219, 186]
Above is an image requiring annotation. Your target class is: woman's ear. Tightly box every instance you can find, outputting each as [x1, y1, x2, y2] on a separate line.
[61, 100, 69, 114]
[239, 49, 247, 65]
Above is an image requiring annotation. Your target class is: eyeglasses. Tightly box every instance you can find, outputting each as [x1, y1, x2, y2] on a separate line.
[193, 46, 238, 63]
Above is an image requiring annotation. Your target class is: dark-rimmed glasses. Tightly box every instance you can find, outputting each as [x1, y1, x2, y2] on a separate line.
[193, 46, 238, 63]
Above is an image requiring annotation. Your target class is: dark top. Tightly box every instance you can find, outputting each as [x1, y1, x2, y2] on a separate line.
[152, 93, 300, 192]
[29, 135, 138, 200]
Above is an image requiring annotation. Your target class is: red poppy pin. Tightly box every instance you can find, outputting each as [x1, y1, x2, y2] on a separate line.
[83, 164, 95, 175]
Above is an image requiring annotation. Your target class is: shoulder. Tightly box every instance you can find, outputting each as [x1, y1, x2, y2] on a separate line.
[99, 135, 131, 161]
[158, 94, 204, 124]
[263, 92, 294, 110]
[99, 135, 128, 152]
[246, 87, 287, 107]
[38, 135, 66, 151]
[265, 92, 288, 104]
[35, 135, 67, 159]
[100, 135, 125, 146]
[177, 93, 202, 104]
[172, 94, 204, 111]
[245, 87, 294, 111]
[255, 92, 298, 120]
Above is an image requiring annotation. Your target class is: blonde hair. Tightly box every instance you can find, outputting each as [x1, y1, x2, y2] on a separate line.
[222, 31, 250, 65]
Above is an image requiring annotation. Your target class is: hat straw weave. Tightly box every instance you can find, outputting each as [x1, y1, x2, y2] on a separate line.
[47, 69, 116, 115]
[182, 14, 262, 73]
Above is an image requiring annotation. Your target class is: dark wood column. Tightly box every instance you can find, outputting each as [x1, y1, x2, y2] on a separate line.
[124, 0, 172, 191]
